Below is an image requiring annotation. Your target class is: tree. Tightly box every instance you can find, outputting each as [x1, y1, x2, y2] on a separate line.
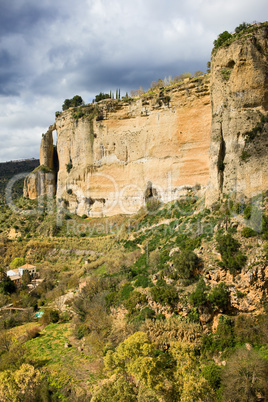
[189, 279, 210, 307]
[91, 375, 137, 402]
[0, 364, 41, 401]
[21, 270, 31, 288]
[235, 22, 250, 34]
[216, 233, 247, 274]
[0, 274, 16, 295]
[193, 71, 204, 77]
[104, 331, 174, 390]
[173, 250, 199, 279]
[221, 347, 268, 401]
[95, 92, 110, 102]
[62, 95, 84, 110]
[213, 31, 232, 50]
[207, 282, 230, 311]
[10, 258, 25, 269]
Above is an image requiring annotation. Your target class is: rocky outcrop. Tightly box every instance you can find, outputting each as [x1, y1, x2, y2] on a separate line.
[206, 23, 268, 205]
[23, 167, 55, 199]
[40, 124, 55, 170]
[25, 23, 268, 217]
[23, 125, 56, 199]
[55, 78, 211, 216]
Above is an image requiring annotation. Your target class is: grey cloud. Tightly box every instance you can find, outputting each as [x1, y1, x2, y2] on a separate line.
[0, 0, 267, 161]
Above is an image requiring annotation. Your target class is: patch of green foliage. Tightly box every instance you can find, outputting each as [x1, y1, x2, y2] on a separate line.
[216, 233, 247, 275]
[62, 95, 83, 110]
[172, 250, 199, 279]
[150, 283, 178, 307]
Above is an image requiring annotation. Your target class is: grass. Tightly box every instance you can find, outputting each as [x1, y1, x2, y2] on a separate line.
[25, 323, 99, 396]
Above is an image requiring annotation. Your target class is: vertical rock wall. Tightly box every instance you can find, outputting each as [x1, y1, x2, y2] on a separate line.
[55, 78, 211, 216]
[206, 24, 268, 205]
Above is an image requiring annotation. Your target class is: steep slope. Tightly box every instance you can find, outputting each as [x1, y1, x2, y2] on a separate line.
[55, 78, 210, 216]
[206, 23, 268, 205]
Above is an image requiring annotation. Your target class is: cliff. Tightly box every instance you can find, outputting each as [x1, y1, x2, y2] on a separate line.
[23, 125, 56, 200]
[206, 23, 268, 205]
[55, 78, 210, 216]
[24, 23, 268, 216]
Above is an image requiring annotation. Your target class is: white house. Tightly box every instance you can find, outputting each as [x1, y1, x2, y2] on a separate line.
[7, 264, 37, 278]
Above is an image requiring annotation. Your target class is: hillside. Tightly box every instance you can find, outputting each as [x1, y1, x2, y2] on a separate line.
[0, 189, 267, 400]
[0, 21, 267, 402]
[0, 159, 39, 205]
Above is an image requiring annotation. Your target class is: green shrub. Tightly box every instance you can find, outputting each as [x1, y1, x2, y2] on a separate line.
[40, 309, 59, 326]
[123, 291, 147, 313]
[189, 279, 210, 307]
[216, 233, 247, 274]
[74, 323, 89, 339]
[213, 31, 232, 50]
[134, 275, 151, 288]
[173, 250, 199, 279]
[62, 95, 83, 110]
[66, 162, 73, 173]
[94, 92, 110, 102]
[207, 283, 230, 311]
[235, 22, 250, 33]
[10, 257, 26, 269]
[242, 227, 257, 238]
[133, 307, 156, 322]
[120, 283, 134, 300]
[220, 68, 231, 81]
[202, 362, 222, 389]
[150, 284, 178, 307]
[146, 198, 161, 212]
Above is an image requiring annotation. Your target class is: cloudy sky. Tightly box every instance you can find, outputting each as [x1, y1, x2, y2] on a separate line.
[0, 0, 267, 162]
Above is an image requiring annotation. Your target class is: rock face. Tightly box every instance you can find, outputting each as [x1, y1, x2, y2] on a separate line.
[40, 124, 55, 170]
[23, 125, 56, 200]
[206, 24, 268, 205]
[55, 78, 211, 216]
[24, 23, 268, 217]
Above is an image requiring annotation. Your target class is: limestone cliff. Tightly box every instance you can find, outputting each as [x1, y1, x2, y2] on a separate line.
[55, 78, 210, 216]
[23, 125, 56, 199]
[24, 23, 268, 216]
[206, 23, 268, 205]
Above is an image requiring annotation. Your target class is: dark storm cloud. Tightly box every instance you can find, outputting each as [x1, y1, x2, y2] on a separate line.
[0, 0, 267, 161]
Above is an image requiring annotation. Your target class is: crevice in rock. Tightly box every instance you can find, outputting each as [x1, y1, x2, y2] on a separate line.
[217, 123, 226, 194]
[145, 181, 158, 202]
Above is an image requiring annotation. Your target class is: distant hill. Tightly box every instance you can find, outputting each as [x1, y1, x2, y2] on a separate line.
[0, 159, 39, 204]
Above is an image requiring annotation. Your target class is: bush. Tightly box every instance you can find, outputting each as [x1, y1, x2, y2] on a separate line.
[26, 327, 41, 340]
[173, 250, 199, 279]
[133, 275, 151, 288]
[10, 257, 25, 269]
[213, 30, 232, 50]
[189, 279, 210, 307]
[242, 227, 257, 238]
[66, 162, 73, 173]
[207, 283, 230, 311]
[216, 233, 247, 274]
[40, 309, 60, 326]
[202, 362, 222, 389]
[150, 284, 178, 307]
[62, 95, 83, 110]
[235, 22, 250, 33]
[221, 347, 268, 402]
[146, 198, 161, 213]
[94, 92, 110, 102]
[123, 291, 147, 314]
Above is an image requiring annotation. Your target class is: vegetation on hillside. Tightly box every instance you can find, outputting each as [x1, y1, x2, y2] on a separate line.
[0, 188, 267, 400]
[213, 21, 267, 53]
